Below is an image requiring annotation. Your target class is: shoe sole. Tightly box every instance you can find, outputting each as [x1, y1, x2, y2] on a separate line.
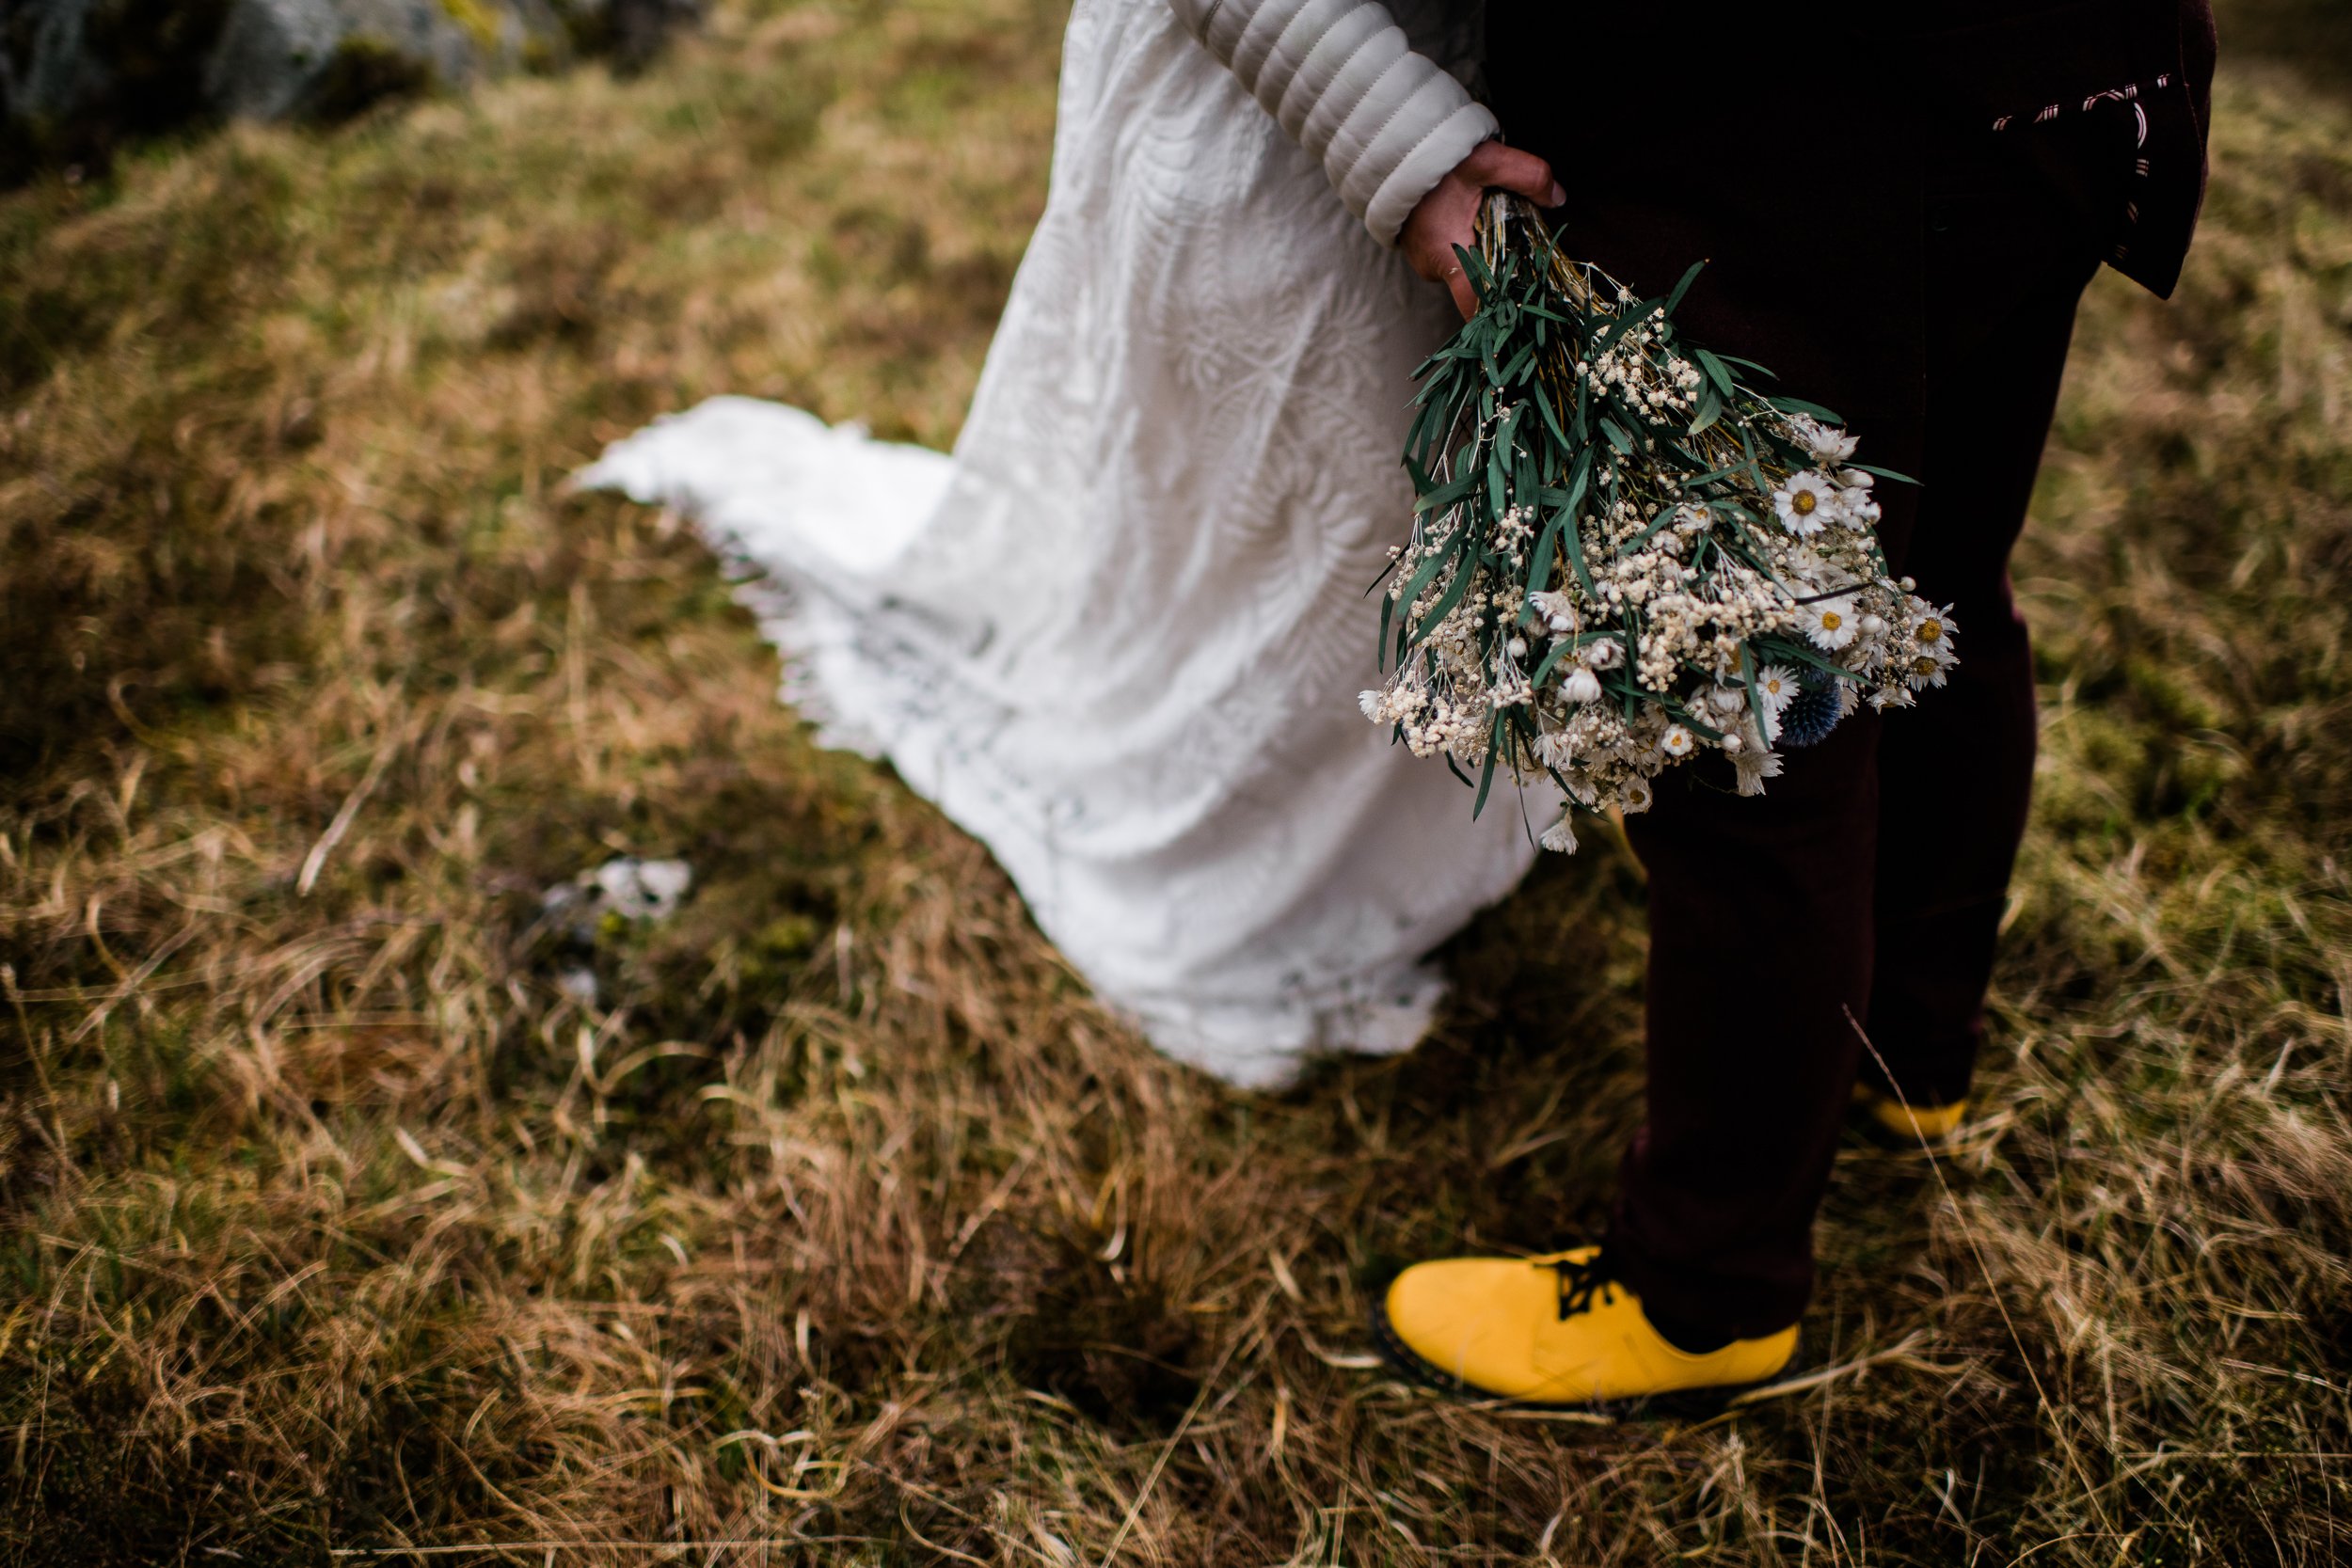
[1846, 1088, 1968, 1153]
[1847, 1106, 1960, 1154]
[1367, 1298, 1813, 1422]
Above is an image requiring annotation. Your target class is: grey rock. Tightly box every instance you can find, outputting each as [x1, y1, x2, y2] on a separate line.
[0, 0, 107, 126]
[205, 0, 498, 121]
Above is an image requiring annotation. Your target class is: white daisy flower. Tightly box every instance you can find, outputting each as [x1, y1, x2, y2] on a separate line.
[1773, 471, 1840, 536]
[1751, 663, 1799, 716]
[1801, 594, 1860, 651]
[1539, 812, 1580, 854]
[1619, 776, 1655, 815]
[1660, 723, 1696, 758]
[1905, 653, 1951, 689]
[1839, 484, 1881, 528]
[1912, 604, 1958, 651]
[1788, 413, 1858, 465]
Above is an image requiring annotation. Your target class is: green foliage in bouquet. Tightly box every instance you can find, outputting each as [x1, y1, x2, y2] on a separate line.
[1363, 196, 1956, 853]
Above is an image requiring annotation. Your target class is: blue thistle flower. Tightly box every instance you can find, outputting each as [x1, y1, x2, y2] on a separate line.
[1778, 673, 1845, 750]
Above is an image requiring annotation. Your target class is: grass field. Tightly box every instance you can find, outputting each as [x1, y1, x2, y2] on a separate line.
[3, 2, 2350, 1561]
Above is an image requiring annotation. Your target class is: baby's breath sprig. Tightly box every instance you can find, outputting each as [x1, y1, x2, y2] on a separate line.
[1361, 194, 1954, 853]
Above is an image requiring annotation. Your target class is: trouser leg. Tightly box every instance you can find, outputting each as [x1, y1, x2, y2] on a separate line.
[1609, 261, 2096, 1338]
[1608, 715, 1883, 1340]
[1864, 262, 2097, 1108]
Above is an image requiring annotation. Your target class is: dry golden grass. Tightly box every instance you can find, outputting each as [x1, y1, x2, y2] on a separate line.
[1, 2, 2349, 1562]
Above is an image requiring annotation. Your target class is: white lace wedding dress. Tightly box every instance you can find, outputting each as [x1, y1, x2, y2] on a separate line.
[580, 0, 1547, 1087]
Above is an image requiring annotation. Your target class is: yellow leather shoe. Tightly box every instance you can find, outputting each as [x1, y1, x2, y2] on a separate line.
[1374, 1246, 1799, 1415]
[1851, 1084, 1969, 1148]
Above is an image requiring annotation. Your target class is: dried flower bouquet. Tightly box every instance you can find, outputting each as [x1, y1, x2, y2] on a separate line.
[1362, 195, 1958, 853]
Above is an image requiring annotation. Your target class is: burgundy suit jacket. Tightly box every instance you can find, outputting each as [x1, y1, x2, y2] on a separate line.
[1940, 0, 2217, 298]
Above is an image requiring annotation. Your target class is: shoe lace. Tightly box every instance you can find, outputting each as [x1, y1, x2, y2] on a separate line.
[1549, 1250, 1620, 1321]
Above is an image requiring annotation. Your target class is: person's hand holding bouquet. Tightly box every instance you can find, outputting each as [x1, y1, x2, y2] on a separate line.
[1402, 141, 1565, 319]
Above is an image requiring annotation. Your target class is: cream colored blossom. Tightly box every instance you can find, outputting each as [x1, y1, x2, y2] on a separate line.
[1774, 471, 1839, 536]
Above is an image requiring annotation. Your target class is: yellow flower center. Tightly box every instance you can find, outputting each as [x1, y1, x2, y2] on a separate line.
[1914, 657, 1939, 674]
[1791, 490, 1817, 515]
[1820, 610, 1842, 630]
[1918, 619, 1943, 642]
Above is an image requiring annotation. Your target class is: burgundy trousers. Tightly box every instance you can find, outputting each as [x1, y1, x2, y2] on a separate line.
[1486, 0, 2213, 1337]
[1606, 255, 2092, 1338]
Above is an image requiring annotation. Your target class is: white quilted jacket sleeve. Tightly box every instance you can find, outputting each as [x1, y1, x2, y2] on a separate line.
[1168, 0, 1499, 246]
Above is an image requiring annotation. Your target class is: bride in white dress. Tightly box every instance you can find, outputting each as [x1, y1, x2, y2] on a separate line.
[581, 0, 1559, 1087]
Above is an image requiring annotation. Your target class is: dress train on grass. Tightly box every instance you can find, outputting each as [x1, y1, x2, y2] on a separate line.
[581, 0, 1546, 1087]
